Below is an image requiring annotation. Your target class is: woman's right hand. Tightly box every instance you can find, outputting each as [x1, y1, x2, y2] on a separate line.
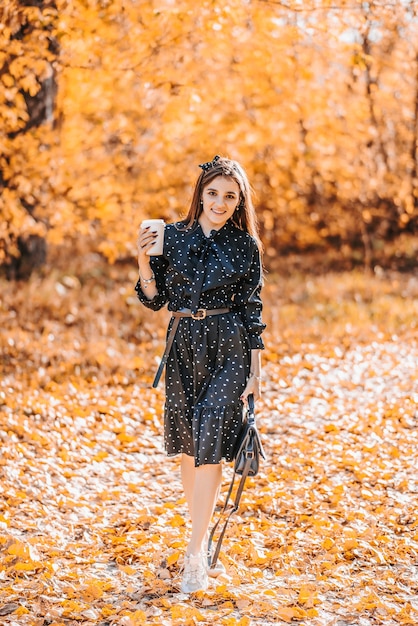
[137, 226, 158, 299]
[137, 226, 157, 268]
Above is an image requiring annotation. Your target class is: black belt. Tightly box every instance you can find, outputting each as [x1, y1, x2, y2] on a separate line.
[152, 308, 230, 388]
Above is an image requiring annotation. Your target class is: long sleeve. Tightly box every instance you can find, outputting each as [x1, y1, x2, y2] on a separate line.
[232, 244, 266, 349]
[134, 222, 267, 342]
[134, 255, 169, 311]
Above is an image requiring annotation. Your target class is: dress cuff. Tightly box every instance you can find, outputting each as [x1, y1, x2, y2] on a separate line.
[134, 279, 161, 309]
[248, 335, 265, 350]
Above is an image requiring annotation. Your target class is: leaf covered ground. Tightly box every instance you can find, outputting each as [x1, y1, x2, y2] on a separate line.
[0, 267, 417, 625]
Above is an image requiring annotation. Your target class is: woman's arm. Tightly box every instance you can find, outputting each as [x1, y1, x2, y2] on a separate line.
[241, 349, 262, 402]
[137, 226, 159, 300]
[232, 244, 266, 351]
[135, 226, 169, 310]
[233, 243, 265, 403]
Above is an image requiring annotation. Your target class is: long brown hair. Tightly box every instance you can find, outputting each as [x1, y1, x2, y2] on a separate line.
[181, 156, 263, 251]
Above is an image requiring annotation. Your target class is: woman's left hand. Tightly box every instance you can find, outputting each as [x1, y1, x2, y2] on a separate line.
[240, 374, 261, 403]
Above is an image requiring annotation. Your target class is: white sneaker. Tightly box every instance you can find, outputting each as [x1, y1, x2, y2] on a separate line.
[181, 552, 208, 593]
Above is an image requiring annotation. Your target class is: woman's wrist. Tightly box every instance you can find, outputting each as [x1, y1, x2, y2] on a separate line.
[249, 372, 262, 381]
[249, 349, 262, 382]
[138, 266, 156, 289]
[139, 270, 155, 281]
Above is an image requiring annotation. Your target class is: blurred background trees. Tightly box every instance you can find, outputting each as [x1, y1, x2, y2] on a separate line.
[1, 0, 417, 278]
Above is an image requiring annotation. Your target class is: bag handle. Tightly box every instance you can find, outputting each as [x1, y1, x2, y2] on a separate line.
[248, 393, 255, 417]
[208, 394, 257, 568]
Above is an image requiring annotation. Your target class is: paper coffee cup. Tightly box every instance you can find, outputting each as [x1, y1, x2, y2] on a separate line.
[140, 219, 165, 255]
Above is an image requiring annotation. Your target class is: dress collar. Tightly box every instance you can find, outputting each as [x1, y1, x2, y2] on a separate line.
[188, 220, 232, 253]
[198, 219, 232, 239]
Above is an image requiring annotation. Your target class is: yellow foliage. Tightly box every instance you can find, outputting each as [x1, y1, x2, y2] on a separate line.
[1, 0, 417, 271]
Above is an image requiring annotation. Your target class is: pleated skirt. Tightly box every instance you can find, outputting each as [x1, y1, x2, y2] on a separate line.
[164, 312, 251, 467]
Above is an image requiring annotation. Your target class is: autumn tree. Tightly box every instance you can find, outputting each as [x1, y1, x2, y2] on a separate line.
[1, 0, 417, 276]
[0, 0, 59, 279]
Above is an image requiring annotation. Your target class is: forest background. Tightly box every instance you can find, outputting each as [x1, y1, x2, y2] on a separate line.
[1, 1, 418, 625]
[1, 0, 418, 274]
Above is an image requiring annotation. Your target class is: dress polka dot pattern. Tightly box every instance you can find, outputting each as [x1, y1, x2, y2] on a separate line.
[135, 220, 265, 467]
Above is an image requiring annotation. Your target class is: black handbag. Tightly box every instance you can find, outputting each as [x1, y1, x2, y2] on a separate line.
[208, 394, 266, 568]
[233, 394, 265, 476]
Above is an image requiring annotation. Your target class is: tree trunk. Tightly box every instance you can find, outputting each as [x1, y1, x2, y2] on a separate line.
[411, 51, 418, 206]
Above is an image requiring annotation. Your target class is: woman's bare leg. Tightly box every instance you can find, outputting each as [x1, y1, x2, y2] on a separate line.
[181, 454, 196, 517]
[181, 454, 222, 555]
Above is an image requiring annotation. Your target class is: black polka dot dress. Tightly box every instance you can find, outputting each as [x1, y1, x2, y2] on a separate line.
[135, 220, 265, 467]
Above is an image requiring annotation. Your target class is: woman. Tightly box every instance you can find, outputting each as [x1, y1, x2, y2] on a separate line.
[135, 155, 265, 593]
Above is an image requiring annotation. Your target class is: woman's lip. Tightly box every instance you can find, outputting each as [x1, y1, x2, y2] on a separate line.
[211, 209, 226, 214]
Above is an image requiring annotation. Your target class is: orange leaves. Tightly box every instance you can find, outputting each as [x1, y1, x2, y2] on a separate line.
[0, 272, 418, 625]
[322, 537, 335, 551]
[273, 606, 319, 623]
[78, 579, 110, 601]
[170, 604, 206, 622]
[169, 515, 187, 528]
[222, 618, 251, 626]
[118, 609, 148, 625]
[4, 540, 44, 575]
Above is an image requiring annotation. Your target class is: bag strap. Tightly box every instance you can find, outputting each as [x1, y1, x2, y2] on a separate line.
[208, 394, 256, 568]
[208, 449, 253, 567]
[152, 316, 180, 388]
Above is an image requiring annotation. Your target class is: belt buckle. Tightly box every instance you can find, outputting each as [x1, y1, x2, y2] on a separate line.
[191, 308, 206, 320]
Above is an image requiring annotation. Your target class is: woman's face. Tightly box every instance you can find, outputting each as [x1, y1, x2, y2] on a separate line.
[199, 176, 240, 232]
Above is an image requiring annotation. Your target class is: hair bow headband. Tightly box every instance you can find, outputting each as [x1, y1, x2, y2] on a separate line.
[198, 155, 221, 172]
